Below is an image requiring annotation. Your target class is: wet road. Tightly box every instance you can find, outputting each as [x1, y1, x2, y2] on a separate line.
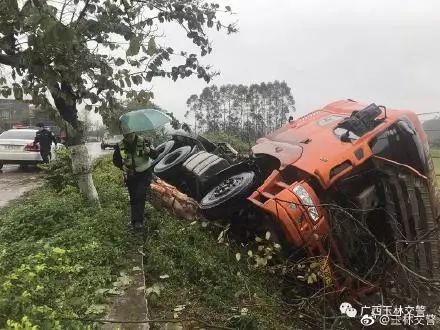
[0, 143, 112, 208]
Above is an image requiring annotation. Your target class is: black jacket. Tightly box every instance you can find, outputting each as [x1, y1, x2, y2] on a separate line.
[34, 129, 57, 151]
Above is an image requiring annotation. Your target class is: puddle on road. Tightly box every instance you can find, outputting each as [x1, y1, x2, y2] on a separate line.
[0, 166, 43, 208]
[0, 144, 109, 208]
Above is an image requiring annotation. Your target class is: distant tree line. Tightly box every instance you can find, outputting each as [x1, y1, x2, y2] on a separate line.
[185, 81, 295, 141]
[423, 118, 440, 147]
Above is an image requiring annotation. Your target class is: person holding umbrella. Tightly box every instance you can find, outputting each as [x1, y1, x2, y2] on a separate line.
[112, 109, 171, 230]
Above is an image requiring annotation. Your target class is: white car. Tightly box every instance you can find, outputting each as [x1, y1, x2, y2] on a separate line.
[101, 135, 123, 150]
[0, 128, 61, 169]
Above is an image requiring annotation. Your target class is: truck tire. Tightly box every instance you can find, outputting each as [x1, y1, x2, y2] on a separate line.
[0, 163, 3, 170]
[381, 167, 440, 279]
[334, 159, 440, 284]
[199, 171, 257, 219]
[151, 140, 175, 167]
[183, 151, 229, 178]
[154, 145, 194, 179]
[182, 151, 230, 200]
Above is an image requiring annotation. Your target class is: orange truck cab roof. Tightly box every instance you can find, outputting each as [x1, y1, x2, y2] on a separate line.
[252, 99, 427, 189]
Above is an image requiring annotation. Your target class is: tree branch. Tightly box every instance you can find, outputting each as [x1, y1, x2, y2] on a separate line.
[72, 0, 90, 25]
[59, 0, 71, 22]
[0, 53, 19, 67]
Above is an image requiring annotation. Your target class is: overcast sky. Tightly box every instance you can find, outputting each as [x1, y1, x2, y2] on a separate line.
[147, 0, 440, 123]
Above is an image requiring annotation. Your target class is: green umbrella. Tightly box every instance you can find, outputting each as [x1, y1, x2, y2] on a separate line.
[119, 108, 172, 134]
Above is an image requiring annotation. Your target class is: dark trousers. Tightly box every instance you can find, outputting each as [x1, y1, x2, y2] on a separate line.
[40, 150, 51, 163]
[126, 170, 152, 225]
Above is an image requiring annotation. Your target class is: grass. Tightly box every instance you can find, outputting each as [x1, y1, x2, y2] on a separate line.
[431, 148, 440, 176]
[0, 156, 131, 328]
[143, 209, 299, 329]
[201, 131, 253, 154]
[0, 154, 300, 329]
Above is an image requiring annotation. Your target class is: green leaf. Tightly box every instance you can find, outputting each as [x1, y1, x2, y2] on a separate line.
[95, 288, 109, 295]
[1, 87, 11, 98]
[145, 283, 162, 297]
[107, 288, 123, 295]
[307, 273, 318, 284]
[132, 75, 141, 85]
[13, 85, 23, 100]
[146, 37, 157, 56]
[87, 4, 96, 14]
[85, 304, 106, 315]
[127, 36, 141, 56]
[115, 58, 125, 66]
[174, 305, 186, 312]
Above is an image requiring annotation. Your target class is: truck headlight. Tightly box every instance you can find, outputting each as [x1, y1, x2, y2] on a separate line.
[292, 185, 320, 222]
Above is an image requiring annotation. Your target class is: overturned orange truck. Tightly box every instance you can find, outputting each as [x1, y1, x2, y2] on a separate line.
[151, 100, 440, 290]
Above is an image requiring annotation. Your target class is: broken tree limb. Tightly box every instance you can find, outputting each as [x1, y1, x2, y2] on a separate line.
[150, 178, 201, 220]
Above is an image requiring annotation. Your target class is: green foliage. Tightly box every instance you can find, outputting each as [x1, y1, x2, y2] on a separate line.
[202, 131, 252, 153]
[38, 147, 75, 190]
[0, 0, 236, 130]
[6, 316, 40, 330]
[143, 210, 296, 329]
[0, 156, 129, 328]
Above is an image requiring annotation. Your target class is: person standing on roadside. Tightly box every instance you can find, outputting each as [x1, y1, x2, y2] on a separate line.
[112, 132, 158, 230]
[33, 122, 57, 163]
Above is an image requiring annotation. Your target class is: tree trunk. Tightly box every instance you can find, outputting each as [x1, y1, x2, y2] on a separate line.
[70, 143, 100, 206]
[65, 122, 100, 206]
[48, 82, 100, 205]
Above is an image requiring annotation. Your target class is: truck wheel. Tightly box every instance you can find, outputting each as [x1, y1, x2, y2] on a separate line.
[151, 140, 175, 167]
[183, 151, 229, 177]
[0, 163, 3, 170]
[154, 145, 194, 179]
[199, 171, 257, 219]
[182, 151, 230, 200]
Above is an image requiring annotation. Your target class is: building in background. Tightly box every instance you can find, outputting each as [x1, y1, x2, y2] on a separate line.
[0, 99, 61, 135]
[0, 99, 31, 131]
